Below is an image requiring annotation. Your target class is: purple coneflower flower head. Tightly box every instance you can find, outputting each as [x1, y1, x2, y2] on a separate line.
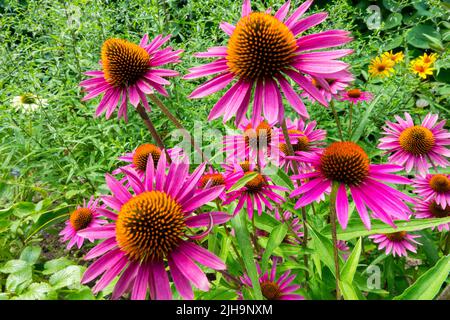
[340, 88, 373, 105]
[415, 199, 450, 232]
[413, 173, 450, 209]
[112, 143, 183, 180]
[239, 260, 304, 300]
[185, 0, 353, 126]
[276, 118, 326, 173]
[80, 35, 182, 121]
[301, 70, 354, 102]
[223, 162, 287, 218]
[369, 231, 421, 257]
[274, 210, 304, 246]
[290, 141, 414, 230]
[60, 197, 104, 250]
[78, 153, 231, 300]
[337, 240, 350, 260]
[378, 113, 450, 176]
[223, 118, 282, 164]
[197, 167, 240, 201]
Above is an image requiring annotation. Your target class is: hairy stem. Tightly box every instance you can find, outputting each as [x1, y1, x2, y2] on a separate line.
[148, 94, 209, 163]
[330, 100, 344, 141]
[330, 181, 342, 300]
[136, 103, 171, 162]
[280, 119, 309, 283]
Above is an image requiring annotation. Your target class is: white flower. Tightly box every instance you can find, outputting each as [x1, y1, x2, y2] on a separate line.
[12, 94, 47, 113]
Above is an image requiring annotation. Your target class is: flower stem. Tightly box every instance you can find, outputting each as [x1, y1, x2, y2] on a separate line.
[348, 103, 353, 140]
[148, 94, 209, 163]
[136, 103, 171, 163]
[280, 119, 309, 283]
[330, 100, 344, 141]
[329, 181, 342, 300]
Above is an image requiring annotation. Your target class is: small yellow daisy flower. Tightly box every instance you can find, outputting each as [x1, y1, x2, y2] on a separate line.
[410, 60, 434, 79]
[368, 56, 395, 78]
[418, 52, 437, 65]
[382, 50, 404, 64]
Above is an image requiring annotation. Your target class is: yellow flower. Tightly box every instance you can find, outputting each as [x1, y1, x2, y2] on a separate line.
[368, 56, 395, 78]
[410, 59, 434, 79]
[382, 50, 404, 64]
[418, 52, 437, 65]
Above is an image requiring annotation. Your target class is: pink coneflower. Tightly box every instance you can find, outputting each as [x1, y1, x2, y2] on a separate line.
[378, 113, 450, 176]
[78, 153, 231, 300]
[223, 162, 287, 218]
[239, 260, 304, 300]
[340, 88, 373, 105]
[290, 141, 414, 229]
[337, 240, 350, 260]
[274, 210, 304, 246]
[301, 70, 354, 102]
[185, 0, 353, 126]
[276, 118, 326, 173]
[112, 143, 183, 180]
[223, 118, 300, 164]
[59, 197, 104, 250]
[197, 167, 239, 201]
[415, 199, 450, 232]
[80, 35, 182, 121]
[413, 174, 450, 208]
[223, 119, 279, 163]
[369, 231, 421, 257]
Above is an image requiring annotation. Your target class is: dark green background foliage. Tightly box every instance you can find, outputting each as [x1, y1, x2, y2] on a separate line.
[0, 0, 449, 299]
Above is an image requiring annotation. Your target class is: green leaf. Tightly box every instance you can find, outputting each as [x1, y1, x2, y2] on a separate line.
[0, 260, 29, 274]
[341, 238, 362, 283]
[49, 265, 83, 290]
[65, 288, 96, 300]
[383, 13, 402, 30]
[321, 217, 450, 241]
[260, 223, 288, 273]
[269, 168, 294, 190]
[20, 246, 41, 265]
[394, 255, 450, 300]
[227, 172, 258, 193]
[43, 257, 75, 275]
[351, 94, 382, 142]
[5, 266, 33, 293]
[254, 212, 281, 233]
[25, 204, 70, 241]
[308, 225, 341, 277]
[230, 213, 262, 300]
[339, 280, 362, 300]
[14, 283, 52, 300]
[406, 24, 441, 49]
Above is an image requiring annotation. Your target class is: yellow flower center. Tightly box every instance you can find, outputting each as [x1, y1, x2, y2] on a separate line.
[320, 141, 370, 186]
[101, 38, 150, 87]
[70, 208, 94, 231]
[399, 126, 435, 155]
[116, 191, 185, 262]
[132, 144, 162, 172]
[227, 12, 298, 80]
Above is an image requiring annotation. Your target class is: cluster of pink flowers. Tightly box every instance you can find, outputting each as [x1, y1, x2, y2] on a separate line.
[60, 0, 449, 300]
